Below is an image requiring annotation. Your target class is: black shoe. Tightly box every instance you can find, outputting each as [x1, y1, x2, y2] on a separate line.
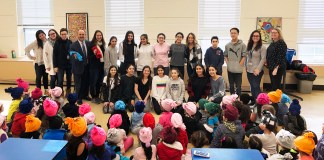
[77, 99, 83, 105]
[83, 96, 92, 101]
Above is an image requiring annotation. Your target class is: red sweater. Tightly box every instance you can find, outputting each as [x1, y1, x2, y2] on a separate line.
[11, 112, 27, 137]
[177, 129, 188, 154]
[157, 142, 183, 160]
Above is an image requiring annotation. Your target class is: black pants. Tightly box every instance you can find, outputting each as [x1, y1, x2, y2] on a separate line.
[170, 65, 184, 79]
[152, 97, 162, 115]
[97, 63, 105, 96]
[50, 75, 57, 89]
[57, 67, 72, 90]
[227, 71, 242, 97]
[269, 67, 285, 91]
[89, 68, 99, 98]
[34, 64, 48, 89]
[247, 71, 264, 99]
[74, 65, 89, 100]
[187, 63, 195, 78]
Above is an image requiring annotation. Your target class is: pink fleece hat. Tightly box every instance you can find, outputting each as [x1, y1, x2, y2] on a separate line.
[79, 103, 91, 116]
[183, 102, 197, 116]
[256, 93, 270, 105]
[91, 126, 106, 146]
[16, 78, 29, 92]
[139, 127, 153, 147]
[171, 113, 186, 130]
[43, 99, 58, 117]
[84, 112, 95, 124]
[222, 94, 238, 106]
[49, 87, 62, 98]
[161, 99, 177, 112]
[109, 114, 122, 128]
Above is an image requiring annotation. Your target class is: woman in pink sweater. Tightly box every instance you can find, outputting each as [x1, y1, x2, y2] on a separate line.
[153, 33, 170, 76]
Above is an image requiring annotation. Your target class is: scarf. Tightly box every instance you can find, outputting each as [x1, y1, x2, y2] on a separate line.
[48, 38, 56, 47]
[223, 120, 237, 133]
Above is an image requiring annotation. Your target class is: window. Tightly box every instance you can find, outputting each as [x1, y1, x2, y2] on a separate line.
[297, 0, 324, 64]
[16, 0, 53, 56]
[198, 0, 241, 64]
[105, 0, 144, 45]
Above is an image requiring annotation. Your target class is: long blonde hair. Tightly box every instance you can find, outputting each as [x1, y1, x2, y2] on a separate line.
[272, 28, 284, 41]
[186, 32, 198, 46]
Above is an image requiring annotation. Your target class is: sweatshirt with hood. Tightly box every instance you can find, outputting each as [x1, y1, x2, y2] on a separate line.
[157, 141, 183, 160]
[11, 112, 27, 137]
[224, 39, 247, 73]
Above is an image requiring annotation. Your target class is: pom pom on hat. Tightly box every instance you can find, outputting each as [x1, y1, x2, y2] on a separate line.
[109, 114, 122, 128]
[143, 112, 155, 130]
[161, 99, 177, 112]
[276, 129, 296, 149]
[281, 93, 291, 104]
[135, 101, 145, 113]
[256, 93, 270, 105]
[171, 113, 186, 130]
[19, 97, 33, 114]
[5, 87, 24, 99]
[43, 99, 58, 117]
[222, 94, 238, 106]
[223, 104, 239, 121]
[25, 115, 41, 132]
[268, 89, 282, 103]
[31, 88, 43, 100]
[139, 127, 153, 148]
[289, 99, 301, 116]
[79, 103, 91, 116]
[114, 100, 126, 110]
[84, 112, 95, 124]
[16, 78, 29, 92]
[67, 93, 78, 104]
[204, 102, 221, 115]
[49, 87, 62, 98]
[294, 132, 316, 155]
[65, 117, 87, 137]
[91, 126, 106, 146]
[183, 102, 197, 116]
[198, 99, 208, 110]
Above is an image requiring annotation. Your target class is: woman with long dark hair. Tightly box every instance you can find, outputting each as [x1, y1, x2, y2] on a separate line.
[246, 30, 267, 101]
[119, 64, 137, 112]
[208, 65, 226, 104]
[89, 30, 106, 104]
[266, 28, 287, 91]
[134, 65, 152, 112]
[43, 29, 60, 89]
[136, 34, 153, 76]
[102, 65, 120, 114]
[187, 64, 210, 103]
[104, 36, 118, 75]
[25, 30, 48, 93]
[118, 31, 137, 75]
[185, 32, 202, 77]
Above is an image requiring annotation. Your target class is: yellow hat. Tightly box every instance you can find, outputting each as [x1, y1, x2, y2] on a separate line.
[65, 117, 87, 137]
[25, 115, 41, 132]
[268, 89, 282, 103]
[294, 132, 315, 155]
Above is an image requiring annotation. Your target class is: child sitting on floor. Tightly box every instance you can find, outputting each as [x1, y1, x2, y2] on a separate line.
[11, 97, 33, 137]
[62, 93, 79, 118]
[283, 99, 307, 136]
[108, 100, 131, 135]
[294, 132, 316, 160]
[132, 127, 157, 160]
[157, 126, 183, 160]
[171, 113, 188, 154]
[20, 115, 41, 139]
[130, 101, 145, 134]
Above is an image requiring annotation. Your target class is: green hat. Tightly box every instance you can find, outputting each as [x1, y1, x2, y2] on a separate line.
[198, 99, 208, 110]
[204, 102, 220, 115]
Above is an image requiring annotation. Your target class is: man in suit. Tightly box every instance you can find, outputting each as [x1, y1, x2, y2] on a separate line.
[70, 29, 91, 102]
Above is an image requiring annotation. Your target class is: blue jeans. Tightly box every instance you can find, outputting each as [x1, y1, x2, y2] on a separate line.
[89, 68, 99, 98]
[57, 67, 72, 90]
[50, 75, 57, 89]
[227, 71, 242, 97]
[247, 71, 264, 99]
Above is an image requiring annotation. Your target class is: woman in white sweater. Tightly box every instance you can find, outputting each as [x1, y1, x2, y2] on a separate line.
[43, 29, 59, 89]
[136, 34, 153, 76]
[25, 30, 48, 92]
[151, 65, 169, 115]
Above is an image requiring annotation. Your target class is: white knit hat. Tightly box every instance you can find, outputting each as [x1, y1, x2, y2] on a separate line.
[276, 129, 296, 149]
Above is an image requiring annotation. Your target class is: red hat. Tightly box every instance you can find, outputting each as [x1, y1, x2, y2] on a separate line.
[224, 104, 239, 121]
[143, 112, 155, 130]
[31, 88, 43, 100]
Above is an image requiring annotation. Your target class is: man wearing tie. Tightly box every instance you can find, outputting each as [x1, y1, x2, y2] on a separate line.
[70, 30, 91, 102]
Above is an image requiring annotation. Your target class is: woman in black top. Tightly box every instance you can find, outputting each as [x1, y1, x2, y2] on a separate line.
[134, 65, 152, 112]
[266, 28, 287, 91]
[187, 64, 210, 103]
[102, 65, 120, 114]
[118, 31, 137, 75]
[119, 64, 136, 112]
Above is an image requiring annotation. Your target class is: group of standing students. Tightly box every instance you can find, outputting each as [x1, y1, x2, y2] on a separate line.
[25, 27, 287, 108]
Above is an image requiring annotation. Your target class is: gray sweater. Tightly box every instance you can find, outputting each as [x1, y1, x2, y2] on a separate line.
[224, 39, 247, 73]
[169, 43, 186, 66]
[246, 45, 267, 73]
[209, 76, 226, 100]
[166, 78, 185, 104]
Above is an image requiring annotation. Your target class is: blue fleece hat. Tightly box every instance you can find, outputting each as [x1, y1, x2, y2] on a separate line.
[67, 93, 78, 104]
[135, 101, 145, 113]
[5, 87, 24, 99]
[289, 99, 301, 116]
[19, 97, 33, 114]
[281, 93, 291, 104]
[114, 100, 126, 110]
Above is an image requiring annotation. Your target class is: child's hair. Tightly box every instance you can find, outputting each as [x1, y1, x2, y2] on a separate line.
[140, 66, 152, 83]
[171, 67, 182, 78]
[162, 126, 177, 144]
[261, 104, 276, 116]
[191, 64, 207, 78]
[141, 142, 152, 159]
[90, 144, 105, 159]
[108, 36, 117, 46]
[126, 63, 135, 73]
[211, 36, 219, 43]
[221, 135, 237, 148]
[48, 115, 63, 129]
[240, 93, 253, 105]
[249, 136, 263, 151]
[240, 105, 252, 124]
[230, 27, 240, 33]
[156, 33, 166, 43]
[139, 34, 150, 49]
[107, 65, 119, 88]
[232, 100, 243, 113]
[156, 65, 164, 72]
[190, 130, 209, 148]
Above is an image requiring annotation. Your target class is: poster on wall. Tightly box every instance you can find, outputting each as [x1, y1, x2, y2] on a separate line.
[256, 17, 282, 44]
[66, 13, 89, 42]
